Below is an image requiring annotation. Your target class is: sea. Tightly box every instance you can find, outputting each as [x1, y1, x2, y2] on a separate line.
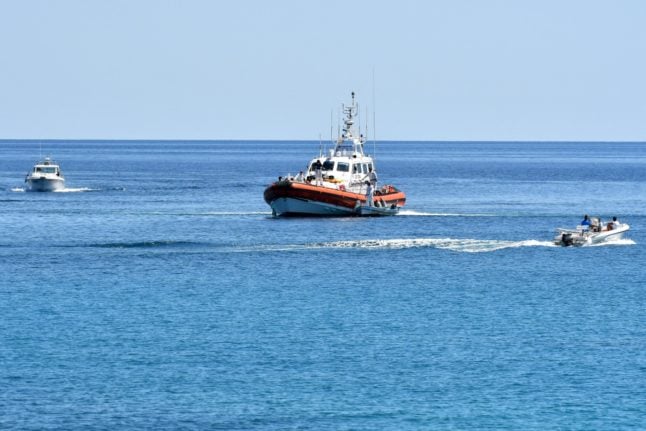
[1, 140, 644, 430]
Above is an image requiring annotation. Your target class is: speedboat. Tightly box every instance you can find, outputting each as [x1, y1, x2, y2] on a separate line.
[554, 217, 630, 246]
[357, 203, 400, 217]
[25, 157, 65, 192]
[264, 92, 406, 216]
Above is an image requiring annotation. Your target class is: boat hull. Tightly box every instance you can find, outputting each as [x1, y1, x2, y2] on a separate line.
[554, 224, 630, 246]
[358, 205, 399, 217]
[25, 177, 65, 192]
[264, 181, 406, 216]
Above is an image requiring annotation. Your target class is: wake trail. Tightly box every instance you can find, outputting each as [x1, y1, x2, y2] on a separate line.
[398, 210, 495, 217]
[53, 187, 97, 193]
[11, 187, 98, 193]
[229, 238, 558, 254]
[74, 237, 634, 253]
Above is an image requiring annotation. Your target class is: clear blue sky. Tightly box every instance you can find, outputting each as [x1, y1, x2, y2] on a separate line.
[1, 0, 645, 141]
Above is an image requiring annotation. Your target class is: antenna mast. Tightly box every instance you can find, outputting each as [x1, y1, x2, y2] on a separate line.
[330, 110, 334, 145]
[372, 68, 377, 159]
[319, 133, 323, 157]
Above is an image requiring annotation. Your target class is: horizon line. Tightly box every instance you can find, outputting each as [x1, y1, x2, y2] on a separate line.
[2, 138, 645, 144]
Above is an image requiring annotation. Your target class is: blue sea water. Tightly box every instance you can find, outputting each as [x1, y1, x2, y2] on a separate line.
[1, 140, 645, 430]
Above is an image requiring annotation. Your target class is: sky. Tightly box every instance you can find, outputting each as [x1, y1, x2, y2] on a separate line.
[1, 0, 645, 141]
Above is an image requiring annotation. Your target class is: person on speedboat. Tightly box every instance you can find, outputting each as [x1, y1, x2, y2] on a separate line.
[581, 215, 591, 229]
[606, 216, 621, 230]
[612, 216, 621, 228]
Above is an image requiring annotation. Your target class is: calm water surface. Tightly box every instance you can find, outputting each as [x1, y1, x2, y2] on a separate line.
[1, 141, 645, 430]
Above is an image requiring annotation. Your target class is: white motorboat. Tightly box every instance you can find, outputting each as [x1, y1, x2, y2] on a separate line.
[357, 203, 400, 217]
[264, 92, 406, 216]
[554, 217, 630, 246]
[25, 157, 65, 192]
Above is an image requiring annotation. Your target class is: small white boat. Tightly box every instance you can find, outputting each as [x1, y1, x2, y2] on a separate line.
[25, 157, 65, 192]
[357, 203, 400, 217]
[554, 217, 630, 246]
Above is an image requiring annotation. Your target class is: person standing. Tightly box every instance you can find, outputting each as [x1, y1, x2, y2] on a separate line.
[365, 181, 374, 207]
[364, 166, 378, 188]
[313, 160, 323, 186]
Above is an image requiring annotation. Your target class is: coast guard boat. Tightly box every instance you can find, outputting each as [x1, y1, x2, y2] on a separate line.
[264, 92, 406, 216]
[25, 157, 65, 192]
[554, 217, 630, 246]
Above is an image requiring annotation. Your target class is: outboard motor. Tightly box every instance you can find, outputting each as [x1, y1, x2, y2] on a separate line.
[561, 232, 574, 247]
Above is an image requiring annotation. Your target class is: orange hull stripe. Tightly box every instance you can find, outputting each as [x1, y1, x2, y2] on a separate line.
[264, 182, 406, 209]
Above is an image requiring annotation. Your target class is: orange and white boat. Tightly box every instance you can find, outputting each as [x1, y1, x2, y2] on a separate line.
[264, 92, 406, 216]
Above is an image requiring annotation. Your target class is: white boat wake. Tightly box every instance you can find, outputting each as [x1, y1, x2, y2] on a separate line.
[586, 238, 636, 247]
[233, 236, 635, 254]
[79, 236, 635, 254]
[310, 238, 557, 253]
[53, 187, 96, 193]
[11, 187, 97, 193]
[398, 210, 495, 217]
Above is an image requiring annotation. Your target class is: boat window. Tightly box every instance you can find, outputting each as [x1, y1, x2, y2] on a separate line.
[352, 164, 358, 174]
[368, 163, 373, 172]
[362, 164, 368, 173]
[322, 160, 335, 171]
[337, 162, 349, 172]
[40, 167, 57, 174]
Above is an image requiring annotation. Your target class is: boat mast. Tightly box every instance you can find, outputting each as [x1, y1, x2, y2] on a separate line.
[330, 110, 334, 146]
[372, 68, 377, 160]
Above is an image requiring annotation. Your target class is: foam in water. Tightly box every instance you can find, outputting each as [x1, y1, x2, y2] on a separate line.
[312, 237, 557, 253]
[586, 238, 636, 247]
[232, 236, 635, 254]
[54, 187, 96, 193]
[398, 210, 495, 217]
[11, 187, 96, 193]
[223, 238, 557, 254]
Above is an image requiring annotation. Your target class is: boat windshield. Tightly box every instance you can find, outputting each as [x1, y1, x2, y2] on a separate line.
[322, 160, 335, 171]
[336, 162, 349, 172]
[36, 167, 57, 174]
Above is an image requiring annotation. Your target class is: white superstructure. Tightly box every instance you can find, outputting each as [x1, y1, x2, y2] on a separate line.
[305, 91, 377, 194]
